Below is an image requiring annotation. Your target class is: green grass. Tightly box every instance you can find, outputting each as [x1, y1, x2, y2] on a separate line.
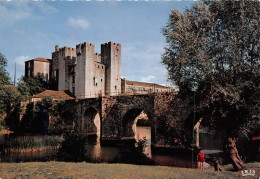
[0, 162, 259, 179]
[4, 135, 62, 152]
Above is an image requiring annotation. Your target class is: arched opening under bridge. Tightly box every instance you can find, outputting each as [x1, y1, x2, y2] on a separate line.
[82, 107, 101, 142]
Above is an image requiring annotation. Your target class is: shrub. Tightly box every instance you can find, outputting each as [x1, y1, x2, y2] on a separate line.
[115, 137, 156, 165]
[57, 131, 87, 162]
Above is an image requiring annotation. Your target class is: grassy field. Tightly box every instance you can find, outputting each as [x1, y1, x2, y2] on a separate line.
[0, 162, 259, 179]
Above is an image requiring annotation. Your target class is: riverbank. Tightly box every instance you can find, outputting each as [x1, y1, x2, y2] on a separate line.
[0, 162, 259, 179]
[0, 130, 13, 135]
[3, 135, 61, 153]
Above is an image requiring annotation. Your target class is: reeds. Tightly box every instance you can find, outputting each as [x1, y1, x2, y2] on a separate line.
[4, 135, 62, 153]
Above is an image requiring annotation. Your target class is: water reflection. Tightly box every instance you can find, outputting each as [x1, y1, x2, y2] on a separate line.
[1, 150, 55, 162]
[135, 126, 151, 158]
[85, 142, 119, 160]
[0, 130, 222, 168]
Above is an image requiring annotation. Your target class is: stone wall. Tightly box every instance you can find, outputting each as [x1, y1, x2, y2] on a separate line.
[46, 93, 192, 146]
[101, 42, 121, 96]
[52, 46, 76, 91]
[75, 43, 106, 99]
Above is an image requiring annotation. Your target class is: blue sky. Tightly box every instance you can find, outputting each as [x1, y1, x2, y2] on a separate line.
[0, 1, 194, 85]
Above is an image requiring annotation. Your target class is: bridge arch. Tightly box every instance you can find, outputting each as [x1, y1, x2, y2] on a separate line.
[82, 107, 101, 141]
[122, 108, 151, 143]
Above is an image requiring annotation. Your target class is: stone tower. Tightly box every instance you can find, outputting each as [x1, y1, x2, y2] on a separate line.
[51, 46, 76, 91]
[75, 42, 105, 99]
[101, 42, 121, 96]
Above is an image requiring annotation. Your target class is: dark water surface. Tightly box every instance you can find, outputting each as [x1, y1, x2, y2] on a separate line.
[0, 129, 222, 168]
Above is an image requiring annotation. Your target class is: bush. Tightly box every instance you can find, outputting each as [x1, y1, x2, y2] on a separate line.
[57, 131, 87, 162]
[115, 137, 156, 165]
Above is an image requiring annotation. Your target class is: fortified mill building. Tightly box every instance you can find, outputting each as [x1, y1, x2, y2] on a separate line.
[25, 41, 172, 99]
[23, 42, 186, 149]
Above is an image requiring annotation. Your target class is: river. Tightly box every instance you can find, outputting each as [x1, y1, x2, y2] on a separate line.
[0, 127, 223, 168]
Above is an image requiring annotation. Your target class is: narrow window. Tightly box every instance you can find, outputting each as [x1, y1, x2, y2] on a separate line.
[72, 87, 75, 95]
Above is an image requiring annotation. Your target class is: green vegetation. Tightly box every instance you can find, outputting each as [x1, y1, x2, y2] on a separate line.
[162, 0, 260, 150]
[0, 52, 48, 133]
[115, 138, 156, 165]
[4, 135, 62, 153]
[0, 52, 20, 132]
[17, 76, 47, 100]
[57, 131, 87, 162]
[0, 52, 10, 86]
[34, 95, 55, 114]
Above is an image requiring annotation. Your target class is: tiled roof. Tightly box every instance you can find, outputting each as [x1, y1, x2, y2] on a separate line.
[125, 80, 172, 89]
[25, 57, 51, 63]
[33, 57, 51, 62]
[32, 90, 75, 100]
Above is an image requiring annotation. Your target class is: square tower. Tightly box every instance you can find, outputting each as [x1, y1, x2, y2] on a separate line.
[51, 46, 76, 91]
[75, 42, 105, 99]
[101, 42, 121, 96]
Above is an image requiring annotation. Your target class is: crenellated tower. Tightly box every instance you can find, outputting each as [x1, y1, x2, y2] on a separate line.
[50, 41, 120, 98]
[52, 45, 76, 92]
[75, 42, 105, 99]
[101, 42, 121, 96]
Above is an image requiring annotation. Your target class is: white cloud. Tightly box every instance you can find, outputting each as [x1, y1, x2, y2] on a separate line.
[36, 3, 58, 14]
[0, 4, 31, 27]
[14, 55, 31, 66]
[122, 42, 168, 84]
[67, 17, 89, 30]
[124, 43, 164, 62]
[140, 75, 156, 83]
[0, 2, 57, 28]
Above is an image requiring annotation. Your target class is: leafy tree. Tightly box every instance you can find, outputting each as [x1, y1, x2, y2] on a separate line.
[17, 76, 46, 99]
[162, 0, 260, 135]
[34, 95, 55, 114]
[33, 96, 55, 134]
[0, 84, 21, 132]
[0, 52, 10, 86]
[0, 85, 21, 113]
[0, 53, 20, 116]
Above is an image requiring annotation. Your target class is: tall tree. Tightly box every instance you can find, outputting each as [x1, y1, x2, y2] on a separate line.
[17, 76, 46, 99]
[162, 0, 260, 134]
[0, 52, 10, 85]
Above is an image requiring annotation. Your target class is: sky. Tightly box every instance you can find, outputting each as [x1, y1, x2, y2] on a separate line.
[0, 0, 194, 85]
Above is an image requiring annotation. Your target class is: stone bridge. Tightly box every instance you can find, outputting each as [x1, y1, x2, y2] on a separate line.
[48, 92, 192, 145]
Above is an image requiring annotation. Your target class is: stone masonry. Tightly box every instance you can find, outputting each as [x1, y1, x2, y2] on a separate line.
[25, 41, 173, 99]
[46, 92, 192, 146]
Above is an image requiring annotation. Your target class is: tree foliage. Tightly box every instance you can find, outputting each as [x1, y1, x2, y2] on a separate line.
[0, 52, 10, 86]
[162, 0, 260, 134]
[34, 95, 55, 114]
[17, 76, 46, 99]
[0, 53, 20, 115]
[0, 85, 21, 113]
